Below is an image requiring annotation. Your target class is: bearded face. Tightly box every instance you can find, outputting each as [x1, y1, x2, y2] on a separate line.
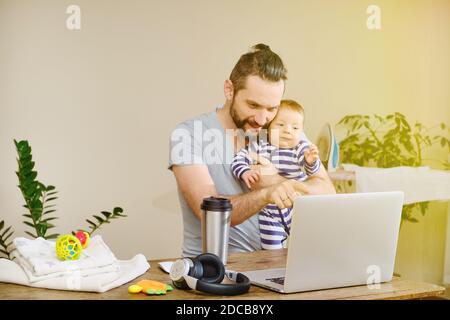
[230, 99, 257, 130]
[228, 76, 285, 135]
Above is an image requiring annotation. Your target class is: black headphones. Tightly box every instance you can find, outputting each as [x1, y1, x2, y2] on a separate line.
[169, 253, 251, 296]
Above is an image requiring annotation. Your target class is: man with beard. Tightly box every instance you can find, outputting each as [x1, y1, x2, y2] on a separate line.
[169, 44, 335, 257]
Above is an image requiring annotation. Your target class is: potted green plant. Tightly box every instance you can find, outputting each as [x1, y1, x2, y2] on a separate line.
[0, 140, 127, 260]
[336, 112, 449, 223]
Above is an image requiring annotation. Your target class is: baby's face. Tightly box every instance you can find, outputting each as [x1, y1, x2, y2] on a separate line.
[268, 108, 304, 148]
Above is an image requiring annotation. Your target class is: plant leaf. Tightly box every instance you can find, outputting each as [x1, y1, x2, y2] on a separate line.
[1, 226, 12, 238]
[41, 217, 58, 223]
[82, 207, 127, 235]
[93, 215, 104, 223]
[101, 211, 112, 219]
[113, 207, 123, 215]
[86, 219, 96, 227]
[37, 224, 47, 237]
[3, 231, 14, 242]
[23, 221, 35, 228]
[25, 231, 37, 238]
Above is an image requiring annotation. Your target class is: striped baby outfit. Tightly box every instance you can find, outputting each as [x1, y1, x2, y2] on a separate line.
[231, 140, 321, 249]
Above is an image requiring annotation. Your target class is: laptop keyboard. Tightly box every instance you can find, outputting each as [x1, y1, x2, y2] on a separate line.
[266, 276, 285, 285]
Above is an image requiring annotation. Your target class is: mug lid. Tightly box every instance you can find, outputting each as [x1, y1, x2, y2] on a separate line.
[201, 196, 232, 211]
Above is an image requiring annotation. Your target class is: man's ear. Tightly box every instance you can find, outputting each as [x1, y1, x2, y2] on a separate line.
[224, 79, 234, 101]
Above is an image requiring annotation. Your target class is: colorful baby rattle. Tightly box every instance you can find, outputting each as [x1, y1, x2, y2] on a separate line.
[55, 231, 90, 261]
[74, 231, 90, 249]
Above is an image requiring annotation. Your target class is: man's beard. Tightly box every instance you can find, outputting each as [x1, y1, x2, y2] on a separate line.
[229, 99, 265, 131]
[229, 100, 270, 144]
[229, 100, 247, 129]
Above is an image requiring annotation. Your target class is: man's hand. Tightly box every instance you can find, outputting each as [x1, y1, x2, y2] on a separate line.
[263, 180, 300, 209]
[241, 170, 260, 189]
[304, 144, 320, 165]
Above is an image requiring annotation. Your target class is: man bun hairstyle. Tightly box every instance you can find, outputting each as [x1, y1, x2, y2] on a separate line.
[229, 43, 287, 93]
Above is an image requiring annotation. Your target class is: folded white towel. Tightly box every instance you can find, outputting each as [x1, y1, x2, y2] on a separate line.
[0, 254, 150, 293]
[13, 235, 117, 276]
[12, 249, 121, 283]
[0, 235, 150, 293]
[341, 164, 450, 204]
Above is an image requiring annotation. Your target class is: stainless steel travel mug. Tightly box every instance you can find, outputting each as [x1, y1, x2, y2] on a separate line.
[201, 196, 232, 265]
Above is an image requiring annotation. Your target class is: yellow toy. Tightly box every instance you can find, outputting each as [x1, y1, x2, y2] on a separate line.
[55, 234, 83, 261]
[128, 280, 173, 295]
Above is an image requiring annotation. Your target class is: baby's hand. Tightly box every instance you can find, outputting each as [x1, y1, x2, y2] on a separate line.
[249, 152, 278, 176]
[304, 144, 320, 165]
[241, 170, 260, 189]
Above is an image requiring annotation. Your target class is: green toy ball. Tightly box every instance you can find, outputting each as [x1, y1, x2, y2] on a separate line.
[56, 234, 83, 261]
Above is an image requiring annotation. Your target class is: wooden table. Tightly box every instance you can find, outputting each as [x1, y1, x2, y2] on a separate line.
[0, 249, 445, 300]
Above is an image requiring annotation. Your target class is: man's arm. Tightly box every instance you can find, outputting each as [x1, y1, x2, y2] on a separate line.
[172, 165, 266, 227]
[172, 165, 298, 227]
[251, 162, 336, 195]
[225, 188, 272, 227]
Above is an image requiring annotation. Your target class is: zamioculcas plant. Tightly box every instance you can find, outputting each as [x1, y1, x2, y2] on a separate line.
[0, 140, 128, 260]
[15, 139, 59, 239]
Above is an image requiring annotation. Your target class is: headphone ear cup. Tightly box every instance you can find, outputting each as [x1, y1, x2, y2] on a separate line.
[170, 258, 194, 290]
[194, 253, 225, 284]
[172, 278, 190, 290]
[191, 257, 204, 279]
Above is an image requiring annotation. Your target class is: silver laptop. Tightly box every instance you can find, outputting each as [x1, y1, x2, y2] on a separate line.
[243, 191, 404, 293]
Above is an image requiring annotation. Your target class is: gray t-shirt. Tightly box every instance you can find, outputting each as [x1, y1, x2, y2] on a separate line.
[168, 108, 261, 257]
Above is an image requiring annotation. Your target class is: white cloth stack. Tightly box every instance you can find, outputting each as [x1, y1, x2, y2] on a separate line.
[341, 164, 450, 204]
[0, 235, 150, 293]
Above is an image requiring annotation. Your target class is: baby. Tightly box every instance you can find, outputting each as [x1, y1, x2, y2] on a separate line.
[231, 99, 321, 250]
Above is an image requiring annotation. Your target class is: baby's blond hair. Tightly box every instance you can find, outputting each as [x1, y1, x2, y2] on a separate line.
[279, 99, 304, 116]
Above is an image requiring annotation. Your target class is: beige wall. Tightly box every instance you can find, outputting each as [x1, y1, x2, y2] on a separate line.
[1, 0, 449, 282]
